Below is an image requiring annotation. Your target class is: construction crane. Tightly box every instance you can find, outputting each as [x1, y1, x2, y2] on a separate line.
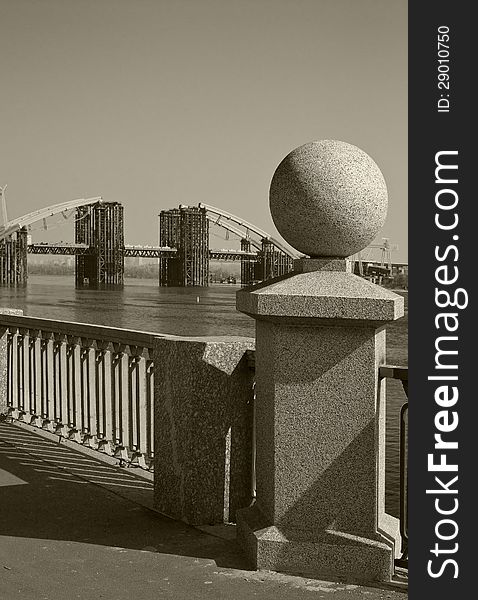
[351, 238, 396, 278]
[0, 185, 8, 229]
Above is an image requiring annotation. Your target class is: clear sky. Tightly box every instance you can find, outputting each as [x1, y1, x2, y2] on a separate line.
[1, 0, 407, 261]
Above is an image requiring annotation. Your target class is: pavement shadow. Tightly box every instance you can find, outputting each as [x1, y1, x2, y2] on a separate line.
[0, 423, 247, 570]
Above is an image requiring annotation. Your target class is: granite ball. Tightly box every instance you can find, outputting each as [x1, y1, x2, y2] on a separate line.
[269, 140, 388, 257]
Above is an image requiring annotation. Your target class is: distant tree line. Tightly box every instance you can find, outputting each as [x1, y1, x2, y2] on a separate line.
[28, 261, 242, 281]
[28, 263, 74, 275]
[28, 260, 407, 288]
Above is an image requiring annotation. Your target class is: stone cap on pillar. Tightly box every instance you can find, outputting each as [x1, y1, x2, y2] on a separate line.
[237, 270, 404, 323]
[237, 139, 404, 325]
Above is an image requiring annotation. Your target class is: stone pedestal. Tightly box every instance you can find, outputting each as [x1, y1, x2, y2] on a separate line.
[235, 261, 404, 582]
[153, 335, 255, 525]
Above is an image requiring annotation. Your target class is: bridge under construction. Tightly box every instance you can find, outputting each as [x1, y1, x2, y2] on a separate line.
[0, 193, 403, 288]
[0, 196, 298, 288]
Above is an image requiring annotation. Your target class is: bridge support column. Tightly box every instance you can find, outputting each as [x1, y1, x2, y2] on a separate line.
[0, 228, 28, 286]
[158, 206, 209, 286]
[240, 239, 255, 287]
[260, 238, 274, 281]
[259, 238, 293, 282]
[75, 202, 124, 288]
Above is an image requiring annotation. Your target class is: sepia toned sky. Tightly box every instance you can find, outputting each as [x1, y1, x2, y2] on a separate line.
[0, 0, 407, 260]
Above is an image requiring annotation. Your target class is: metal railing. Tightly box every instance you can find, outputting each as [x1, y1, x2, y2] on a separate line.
[379, 364, 408, 569]
[1, 313, 161, 469]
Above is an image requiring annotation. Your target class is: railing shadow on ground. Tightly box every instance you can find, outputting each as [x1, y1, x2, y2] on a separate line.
[0, 422, 248, 571]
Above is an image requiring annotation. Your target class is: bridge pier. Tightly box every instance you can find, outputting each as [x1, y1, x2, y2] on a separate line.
[158, 206, 209, 286]
[75, 202, 124, 288]
[259, 238, 293, 282]
[0, 228, 28, 286]
[240, 239, 255, 287]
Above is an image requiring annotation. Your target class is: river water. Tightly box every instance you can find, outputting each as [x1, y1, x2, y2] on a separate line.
[1, 275, 408, 517]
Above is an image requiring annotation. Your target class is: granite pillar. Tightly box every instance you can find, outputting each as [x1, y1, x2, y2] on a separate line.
[234, 139, 406, 582]
[236, 262, 404, 581]
[153, 335, 255, 525]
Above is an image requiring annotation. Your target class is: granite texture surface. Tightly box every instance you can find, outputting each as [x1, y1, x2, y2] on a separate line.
[153, 336, 255, 526]
[293, 258, 351, 273]
[234, 320, 398, 581]
[253, 321, 385, 536]
[237, 271, 404, 323]
[269, 140, 388, 258]
[0, 308, 23, 414]
[237, 504, 394, 583]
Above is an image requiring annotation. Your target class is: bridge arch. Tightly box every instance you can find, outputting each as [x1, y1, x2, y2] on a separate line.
[0, 196, 103, 241]
[199, 203, 300, 259]
[206, 215, 262, 251]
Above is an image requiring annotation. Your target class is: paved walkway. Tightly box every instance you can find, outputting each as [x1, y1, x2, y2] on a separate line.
[0, 422, 406, 600]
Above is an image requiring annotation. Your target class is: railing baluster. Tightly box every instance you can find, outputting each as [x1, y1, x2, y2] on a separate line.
[19, 329, 30, 421]
[16, 330, 24, 412]
[54, 334, 69, 437]
[103, 344, 113, 446]
[53, 335, 61, 422]
[6, 329, 13, 409]
[112, 344, 122, 447]
[67, 335, 82, 442]
[30, 333, 43, 428]
[96, 341, 115, 454]
[120, 345, 130, 460]
[129, 346, 147, 468]
[80, 343, 87, 434]
[148, 362, 154, 464]
[137, 349, 148, 457]
[41, 332, 55, 432]
[10, 328, 18, 415]
[81, 338, 98, 448]
[112, 343, 129, 460]
[128, 351, 135, 452]
[28, 330, 41, 424]
[40, 334, 47, 420]
[95, 342, 105, 440]
[6, 329, 16, 416]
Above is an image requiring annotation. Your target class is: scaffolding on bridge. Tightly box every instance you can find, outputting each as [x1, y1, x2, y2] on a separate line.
[0, 228, 28, 286]
[75, 202, 124, 287]
[258, 238, 293, 282]
[0, 192, 400, 289]
[0, 185, 28, 286]
[203, 205, 296, 287]
[158, 206, 209, 286]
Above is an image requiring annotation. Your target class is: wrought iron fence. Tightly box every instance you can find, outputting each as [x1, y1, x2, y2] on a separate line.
[1, 313, 159, 469]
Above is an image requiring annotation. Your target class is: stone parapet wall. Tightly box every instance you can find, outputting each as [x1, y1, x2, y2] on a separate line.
[153, 336, 255, 525]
